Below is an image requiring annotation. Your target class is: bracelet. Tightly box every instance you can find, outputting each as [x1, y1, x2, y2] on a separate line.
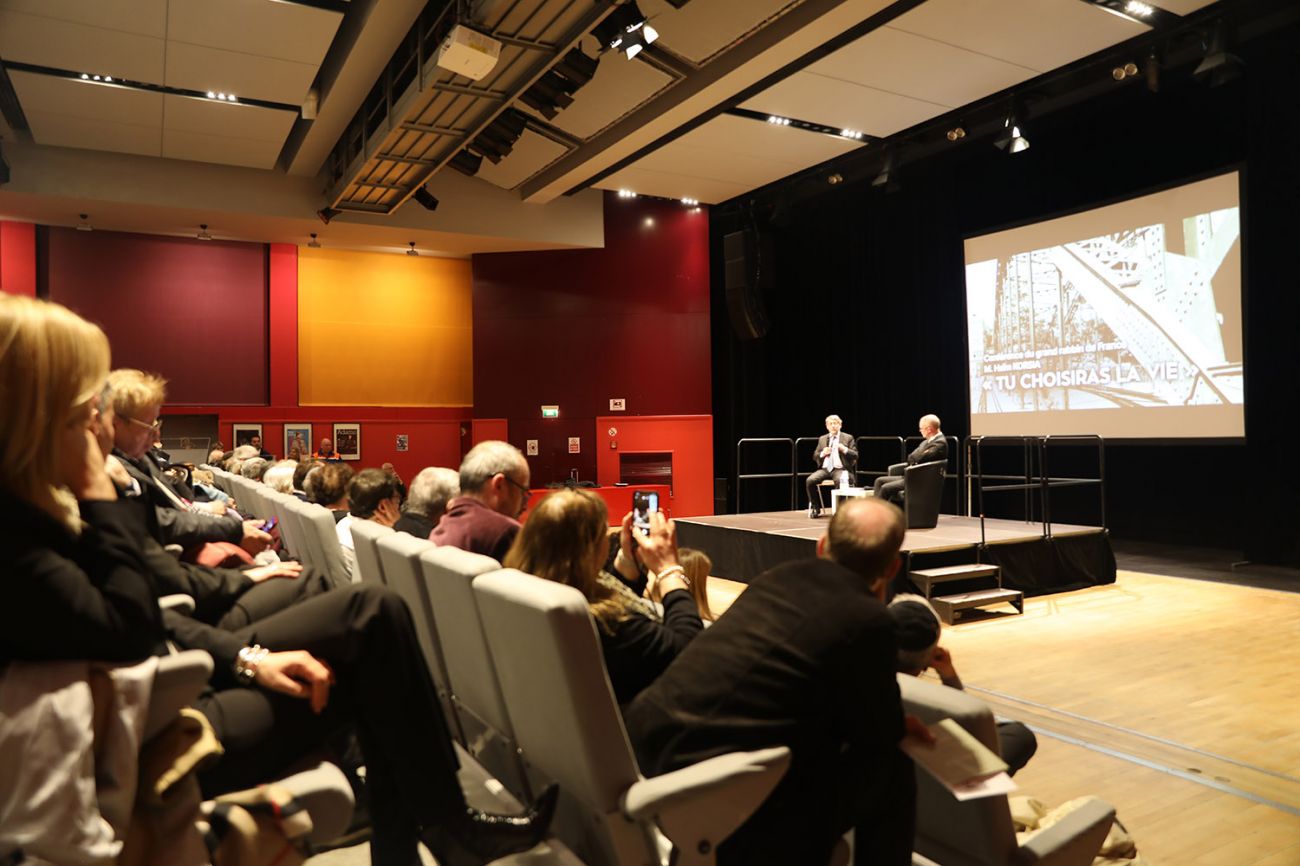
[656, 564, 688, 584]
[234, 644, 269, 686]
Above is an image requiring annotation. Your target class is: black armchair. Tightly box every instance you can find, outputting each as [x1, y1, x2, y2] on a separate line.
[902, 460, 946, 529]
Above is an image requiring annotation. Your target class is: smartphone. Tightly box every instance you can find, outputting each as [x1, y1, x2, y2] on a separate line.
[632, 490, 659, 535]
[261, 516, 278, 532]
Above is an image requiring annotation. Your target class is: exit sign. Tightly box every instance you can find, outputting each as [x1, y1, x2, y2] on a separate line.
[541, 405, 559, 418]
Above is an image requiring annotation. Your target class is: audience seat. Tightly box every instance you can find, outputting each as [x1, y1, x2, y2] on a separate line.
[472, 569, 791, 866]
[297, 502, 351, 587]
[898, 675, 1115, 866]
[349, 520, 394, 585]
[903, 460, 947, 529]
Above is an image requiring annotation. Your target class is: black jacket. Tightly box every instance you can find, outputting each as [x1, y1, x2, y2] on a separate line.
[116, 450, 243, 549]
[907, 435, 948, 466]
[599, 588, 702, 706]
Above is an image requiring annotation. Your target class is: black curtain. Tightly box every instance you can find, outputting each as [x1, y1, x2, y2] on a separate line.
[711, 16, 1300, 567]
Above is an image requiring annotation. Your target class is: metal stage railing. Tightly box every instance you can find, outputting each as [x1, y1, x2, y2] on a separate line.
[968, 434, 1108, 550]
[852, 436, 907, 499]
[903, 434, 964, 516]
[735, 437, 796, 513]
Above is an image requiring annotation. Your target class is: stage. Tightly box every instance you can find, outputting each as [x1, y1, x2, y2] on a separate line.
[675, 511, 1116, 595]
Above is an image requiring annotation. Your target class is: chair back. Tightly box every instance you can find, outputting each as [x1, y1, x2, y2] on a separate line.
[898, 675, 1014, 866]
[299, 502, 351, 586]
[904, 460, 947, 529]
[281, 498, 321, 570]
[376, 532, 463, 743]
[473, 570, 657, 866]
[349, 520, 394, 585]
[419, 547, 532, 796]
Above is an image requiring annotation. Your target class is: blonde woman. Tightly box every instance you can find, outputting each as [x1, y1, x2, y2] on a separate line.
[678, 547, 715, 621]
[504, 488, 703, 705]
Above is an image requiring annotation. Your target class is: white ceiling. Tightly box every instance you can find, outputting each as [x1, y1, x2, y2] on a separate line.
[0, 0, 341, 169]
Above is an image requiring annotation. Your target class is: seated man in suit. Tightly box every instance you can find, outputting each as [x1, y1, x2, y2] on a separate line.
[805, 414, 857, 518]
[873, 413, 947, 505]
[625, 497, 928, 866]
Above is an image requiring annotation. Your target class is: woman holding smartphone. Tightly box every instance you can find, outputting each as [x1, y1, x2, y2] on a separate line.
[504, 488, 704, 706]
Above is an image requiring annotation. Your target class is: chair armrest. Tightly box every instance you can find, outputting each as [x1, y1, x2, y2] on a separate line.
[621, 746, 790, 866]
[1017, 796, 1115, 866]
[159, 594, 196, 614]
[146, 649, 213, 740]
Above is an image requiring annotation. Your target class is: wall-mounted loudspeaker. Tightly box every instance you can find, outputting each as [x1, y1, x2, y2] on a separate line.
[723, 229, 774, 340]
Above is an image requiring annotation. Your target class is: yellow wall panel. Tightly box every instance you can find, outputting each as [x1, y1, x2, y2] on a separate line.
[298, 247, 473, 406]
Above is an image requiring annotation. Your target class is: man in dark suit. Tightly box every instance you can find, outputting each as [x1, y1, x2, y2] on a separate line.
[806, 413, 858, 517]
[873, 414, 948, 505]
[624, 497, 925, 866]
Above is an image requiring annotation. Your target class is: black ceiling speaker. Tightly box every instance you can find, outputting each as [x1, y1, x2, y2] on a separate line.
[723, 229, 773, 340]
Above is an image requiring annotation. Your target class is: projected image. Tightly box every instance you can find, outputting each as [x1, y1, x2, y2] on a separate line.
[968, 207, 1242, 418]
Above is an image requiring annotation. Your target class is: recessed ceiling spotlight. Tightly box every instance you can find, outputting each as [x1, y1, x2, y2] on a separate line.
[680, 197, 698, 206]
[81, 73, 89, 80]
[1112, 61, 1140, 80]
[617, 189, 637, 199]
[946, 126, 967, 141]
[767, 115, 791, 126]
[406, 241, 419, 257]
[643, 216, 655, 228]
[197, 224, 213, 241]
[839, 129, 864, 140]
[1125, 0, 1153, 17]
[307, 232, 321, 249]
[207, 91, 216, 98]
[827, 173, 844, 185]
[76, 213, 93, 232]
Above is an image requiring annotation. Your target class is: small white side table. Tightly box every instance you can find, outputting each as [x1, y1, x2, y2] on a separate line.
[830, 486, 870, 514]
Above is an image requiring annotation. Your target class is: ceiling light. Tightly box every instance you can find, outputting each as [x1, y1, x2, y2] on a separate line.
[680, 197, 698, 206]
[76, 213, 93, 232]
[839, 129, 864, 140]
[1112, 61, 1140, 80]
[1125, 0, 1153, 17]
[593, 3, 656, 59]
[827, 173, 843, 185]
[643, 217, 655, 228]
[946, 126, 967, 141]
[520, 71, 576, 119]
[767, 115, 791, 126]
[103, 76, 112, 83]
[994, 111, 1030, 154]
[449, 150, 483, 176]
[207, 91, 216, 98]
[406, 241, 419, 257]
[1194, 24, 1245, 87]
[413, 186, 440, 212]
[554, 47, 599, 88]
[317, 207, 340, 225]
[307, 233, 321, 249]
[197, 224, 212, 241]
[872, 151, 897, 190]
[617, 189, 637, 199]
[81, 73, 89, 80]
[1144, 48, 1161, 92]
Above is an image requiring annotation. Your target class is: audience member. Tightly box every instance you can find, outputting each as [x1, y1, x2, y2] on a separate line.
[504, 489, 703, 705]
[873, 414, 947, 504]
[889, 594, 1038, 775]
[677, 547, 715, 622]
[247, 435, 273, 461]
[430, 441, 530, 563]
[396, 466, 459, 538]
[207, 447, 225, 465]
[624, 497, 926, 866]
[0, 294, 557, 866]
[292, 458, 318, 500]
[314, 437, 343, 462]
[239, 456, 269, 482]
[262, 459, 297, 495]
[336, 468, 402, 578]
[308, 462, 354, 522]
[223, 444, 258, 475]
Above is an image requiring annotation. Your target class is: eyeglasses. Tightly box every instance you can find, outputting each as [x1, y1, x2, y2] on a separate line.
[124, 416, 163, 433]
[502, 474, 531, 510]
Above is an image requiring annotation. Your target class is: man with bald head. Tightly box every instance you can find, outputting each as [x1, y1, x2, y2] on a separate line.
[625, 497, 917, 866]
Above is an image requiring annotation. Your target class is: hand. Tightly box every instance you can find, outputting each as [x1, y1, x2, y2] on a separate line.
[837, 442, 847, 453]
[902, 714, 936, 747]
[930, 646, 958, 682]
[374, 498, 401, 528]
[646, 570, 690, 604]
[208, 500, 228, 516]
[253, 651, 335, 713]
[69, 429, 118, 502]
[244, 561, 303, 583]
[240, 521, 273, 555]
[821, 447, 831, 458]
[631, 510, 679, 576]
[614, 512, 641, 582]
[104, 454, 133, 490]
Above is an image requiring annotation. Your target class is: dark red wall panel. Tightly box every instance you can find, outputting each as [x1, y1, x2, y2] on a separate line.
[472, 193, 711, 484]
[43, 227, 269, 405]
[0, 221, 37, 296]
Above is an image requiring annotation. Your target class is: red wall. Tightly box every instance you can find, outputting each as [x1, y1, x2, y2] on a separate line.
[0, 221, 36, 296]
[596, 414, 713, 517]
[471, 193, 712, 499]
[42, 227, 269, 405]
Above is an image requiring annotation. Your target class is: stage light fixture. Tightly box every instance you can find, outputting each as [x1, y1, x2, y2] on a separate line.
[520, 71, 576, 119]
[554, 47, 599, 89]
[413, 186, 440, 212]
[449, 150, 483, 176]
[406, 242, 419, 257]
[317, 207, 341, 225]
[1194, 24, 1245, 87]
[197, 224, 213, 241]
[872, 150, 898, 191]
[994, 111, 1030, 154]
[76, 214, 93, 232]
[1144, 49, 1161, 92]
[592, 3, 657, 60]
[470, 108, 528, 163]
[307, 233, 321, 249]
[946, 126, 966, 141]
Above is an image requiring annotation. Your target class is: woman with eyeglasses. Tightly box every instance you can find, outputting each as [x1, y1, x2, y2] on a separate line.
[0, 295, 556, 866]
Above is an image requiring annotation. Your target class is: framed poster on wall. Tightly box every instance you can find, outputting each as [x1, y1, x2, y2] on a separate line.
[333, 423, 361, 461]
[285, 424, 312, 460]
[232, 423, 263, 449]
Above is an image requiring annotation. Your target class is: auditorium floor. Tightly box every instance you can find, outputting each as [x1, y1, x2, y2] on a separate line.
[308, 569, 1300, 865]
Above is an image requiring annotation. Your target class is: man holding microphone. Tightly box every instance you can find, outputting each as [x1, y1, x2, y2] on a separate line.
[806, 414, 857, 517]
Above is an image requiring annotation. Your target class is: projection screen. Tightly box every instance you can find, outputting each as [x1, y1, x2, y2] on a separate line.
[964, 171, 1244, 439]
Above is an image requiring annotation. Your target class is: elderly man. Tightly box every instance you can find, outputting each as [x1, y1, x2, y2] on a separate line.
[806, 414, 857, 518]
[107, 369, 270, 556]
[429, 441, 531, 563]
[314, 437, 343, 462]
[396, 466, 460, 538]
[873, 413, 948, 505]
[625, 498, 924, 866]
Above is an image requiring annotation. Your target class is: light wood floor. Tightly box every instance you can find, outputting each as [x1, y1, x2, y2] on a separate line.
[710, 569, 1300, 865]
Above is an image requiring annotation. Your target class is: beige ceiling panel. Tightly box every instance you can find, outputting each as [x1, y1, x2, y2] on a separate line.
[165, 42, 318, 105]
[0, 0, 165, 37]
[889, 0, 1148, 74]
[163, 94, 296, 142]
[166, 0, 342, 66]
[24, 110, 161, 157]
[0, 10, 165, 82]
[487, 0, 598, 42]
[10, 71, 163, 126]
[162, 128, 283, 170]
[643, 0, 800, 65]
[743, 69, 946, 137]
[808, 26, 1038, 109]
[552, 54, 674, 139]
[652, 114, 859, 171]
[476, 130, 569, 191]
[595, 165, 751, 205]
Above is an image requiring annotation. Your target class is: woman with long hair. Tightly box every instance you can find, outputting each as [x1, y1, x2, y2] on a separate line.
[0, 295, 555, 866]
[504, 488, 703, 705]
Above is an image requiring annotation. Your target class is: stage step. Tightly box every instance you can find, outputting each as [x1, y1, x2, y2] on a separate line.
[931, 588, 1025, 625]
[909, 563, 1001, 597]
